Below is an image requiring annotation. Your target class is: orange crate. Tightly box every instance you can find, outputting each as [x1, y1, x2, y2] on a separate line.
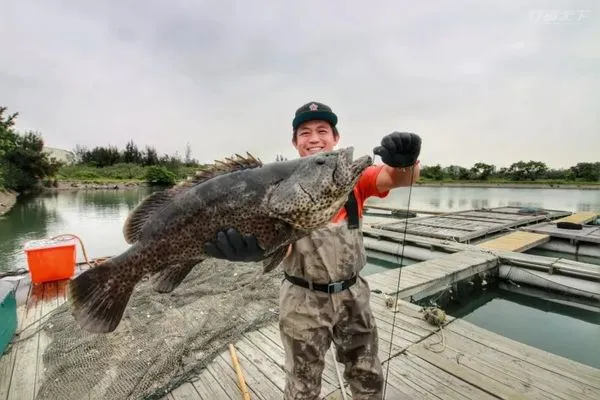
[24, 239, 76, 283]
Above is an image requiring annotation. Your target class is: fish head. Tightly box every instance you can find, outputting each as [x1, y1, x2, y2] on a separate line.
[266, 147, 372, 230]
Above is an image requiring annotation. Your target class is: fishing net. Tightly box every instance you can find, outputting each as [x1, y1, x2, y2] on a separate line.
[35, 259, 282, 400]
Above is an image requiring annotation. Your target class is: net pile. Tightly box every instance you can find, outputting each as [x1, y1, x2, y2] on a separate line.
[36, 259, 283, 400]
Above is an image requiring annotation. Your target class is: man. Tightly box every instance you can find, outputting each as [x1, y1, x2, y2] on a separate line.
[204, 101, 421, 399]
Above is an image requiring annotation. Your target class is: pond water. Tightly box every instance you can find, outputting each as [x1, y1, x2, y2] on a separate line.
[1, 185, 599, 369]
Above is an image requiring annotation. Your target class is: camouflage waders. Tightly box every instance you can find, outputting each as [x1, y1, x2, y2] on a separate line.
[279, 212, 384, 400]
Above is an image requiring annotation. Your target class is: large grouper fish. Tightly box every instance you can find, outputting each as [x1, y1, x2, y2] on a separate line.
[68, 147, 372, 333]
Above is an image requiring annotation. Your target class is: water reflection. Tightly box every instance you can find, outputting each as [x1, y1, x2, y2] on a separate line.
[1, 186, 599, 273]
[0, 187, 155, 273]
[375, 186, 600, 213]
[0, 194, 60, 272]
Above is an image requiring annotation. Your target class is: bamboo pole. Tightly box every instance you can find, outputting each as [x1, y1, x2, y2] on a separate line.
[229, 343, 251, 400]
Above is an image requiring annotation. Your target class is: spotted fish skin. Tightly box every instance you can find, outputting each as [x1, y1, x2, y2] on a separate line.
[68, 147, 372, 333]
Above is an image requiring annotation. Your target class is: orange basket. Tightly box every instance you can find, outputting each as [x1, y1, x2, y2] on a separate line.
[24, 237, 77, 284]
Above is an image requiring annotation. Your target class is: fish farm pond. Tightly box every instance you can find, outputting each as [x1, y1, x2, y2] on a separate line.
[1, 185, 599, 376]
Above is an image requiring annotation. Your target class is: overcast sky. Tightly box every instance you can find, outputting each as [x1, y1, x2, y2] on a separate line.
[1, 0, 598, 169]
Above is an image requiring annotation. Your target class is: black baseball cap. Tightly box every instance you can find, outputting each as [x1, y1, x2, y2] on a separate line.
[292, 101, 338, 131]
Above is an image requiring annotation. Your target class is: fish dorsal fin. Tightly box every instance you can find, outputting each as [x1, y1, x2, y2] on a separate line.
[122, 152, 263, 244]
[174, 152, 263, 191]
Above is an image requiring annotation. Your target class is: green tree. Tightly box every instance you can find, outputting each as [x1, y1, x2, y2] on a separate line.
[123, 140, 143, 164]
[3, 131, 63, 191]
[0, 107, 19, 187]
[570, 162, 600, 182]
[470, 162, 496, 180]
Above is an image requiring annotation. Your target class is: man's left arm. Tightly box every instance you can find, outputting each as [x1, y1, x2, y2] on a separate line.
[373, 132, 422, 192]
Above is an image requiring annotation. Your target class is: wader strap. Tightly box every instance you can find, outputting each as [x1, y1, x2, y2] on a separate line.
[344, 191, 360, 230]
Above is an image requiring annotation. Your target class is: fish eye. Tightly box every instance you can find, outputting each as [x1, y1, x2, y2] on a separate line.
[315, 156, 325, 165]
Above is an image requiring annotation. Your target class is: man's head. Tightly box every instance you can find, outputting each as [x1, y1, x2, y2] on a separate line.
[292, 101, 340, 157]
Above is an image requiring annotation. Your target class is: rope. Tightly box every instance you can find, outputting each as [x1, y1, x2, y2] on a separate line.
[382, 163, 415, 400]
[421, 307, 447, 353]
[48, 233, 95, 268]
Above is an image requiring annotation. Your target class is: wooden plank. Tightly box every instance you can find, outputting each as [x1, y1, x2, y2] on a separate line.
[408, 342, 528, 400]
[0, 291, 28, 400]
[553, 211, 599, 224]
[369, 250, 498, 299]
[34, 282, 59, 397]
[427, 320, 600, 400]
[7, 282, 44, 400]
[170, 383, 201, 400]
[386, 352, 499, 399]
[191, 368, 233, 400]
[447, 319, 600, 391]
[477, 231, 550, 252]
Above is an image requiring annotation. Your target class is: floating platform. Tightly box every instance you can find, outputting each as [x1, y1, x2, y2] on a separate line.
[370, 206, 571, 243]
[553, 211, 599, 225]
[477, 230, 550, 252]
[520, 221, 600, 244]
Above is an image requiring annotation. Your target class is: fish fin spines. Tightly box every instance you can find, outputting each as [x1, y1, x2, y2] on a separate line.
[152, 261, 198, 293]
[177, 152, 263, 189]
[68, 259, 135, 333]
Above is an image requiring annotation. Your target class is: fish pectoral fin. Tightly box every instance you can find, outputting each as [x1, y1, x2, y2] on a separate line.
[68, 258, 135, 333]
[122, 190, 176, 244]
[152, 261, 199, 293]
[262, 246, 287, 273]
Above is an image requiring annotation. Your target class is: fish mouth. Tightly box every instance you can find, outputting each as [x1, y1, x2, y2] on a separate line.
[334, 147, 373, 186]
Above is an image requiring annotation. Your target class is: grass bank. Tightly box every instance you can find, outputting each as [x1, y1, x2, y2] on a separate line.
[48, 163, 202, 190]
[43, 164, 600, 191]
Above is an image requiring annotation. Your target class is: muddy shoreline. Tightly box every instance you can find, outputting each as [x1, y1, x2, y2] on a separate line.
[0, 189, 18, 217]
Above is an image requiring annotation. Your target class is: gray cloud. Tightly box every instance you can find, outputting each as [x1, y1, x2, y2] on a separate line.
[1, 0, 597, 168]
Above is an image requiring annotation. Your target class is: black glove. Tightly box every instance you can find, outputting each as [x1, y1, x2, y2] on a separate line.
[373, 132, 421, 168]
[203, 228, 265, 262]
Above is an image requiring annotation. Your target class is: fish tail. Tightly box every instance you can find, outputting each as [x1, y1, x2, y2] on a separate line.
[68, 256, 138, 333]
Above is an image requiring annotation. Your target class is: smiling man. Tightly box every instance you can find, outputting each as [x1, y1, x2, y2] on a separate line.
[204, 101, 421, 399]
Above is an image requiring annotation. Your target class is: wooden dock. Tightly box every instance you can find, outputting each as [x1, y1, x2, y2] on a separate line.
[370, 206, 571, 243]
[477, 231, 550, 252]
[1, 246, 599, 400]
[553, 211, 599, 225]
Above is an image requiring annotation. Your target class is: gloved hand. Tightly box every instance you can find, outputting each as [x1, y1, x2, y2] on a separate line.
[373, 132, 421, 168]
[203, 228, 265, 262]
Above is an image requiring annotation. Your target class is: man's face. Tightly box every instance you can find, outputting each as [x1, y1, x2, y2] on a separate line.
[293, 120, 339, 157]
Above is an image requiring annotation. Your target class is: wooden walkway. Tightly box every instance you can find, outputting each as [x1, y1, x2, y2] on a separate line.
[2, 245, 599, 400]
[477, 231, 550, 252]
[553, 211, 599, 225]
[362, 225, 600, 280]
[370, 206, 571, 243]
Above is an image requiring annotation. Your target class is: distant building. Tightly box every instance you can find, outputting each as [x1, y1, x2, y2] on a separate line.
[43, 146, 75, 164]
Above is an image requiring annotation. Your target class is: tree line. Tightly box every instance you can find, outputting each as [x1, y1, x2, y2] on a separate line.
[2, 103, 598, 193]
[1, 106, 62, 192]
[420, 161, 599, 182]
